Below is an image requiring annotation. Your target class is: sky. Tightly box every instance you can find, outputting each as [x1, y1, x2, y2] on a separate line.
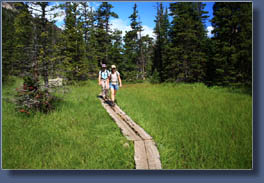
[44, 2, 215, 38]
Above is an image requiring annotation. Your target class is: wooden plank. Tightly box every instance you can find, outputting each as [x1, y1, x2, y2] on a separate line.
[134, 140, 149, 169]
[99, 98, 141, 141]
[124, 118, 152, 140]
[101, 100, 139, 141]
[114, 105, 152, 140]
[99, 97, 162, 170]
[144, 140, 162, 169]
[110, 110, 142, 141]
[112, 105, 125, 115]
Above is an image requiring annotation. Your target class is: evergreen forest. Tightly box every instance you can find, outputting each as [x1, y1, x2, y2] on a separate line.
[2, 2, 252, 87]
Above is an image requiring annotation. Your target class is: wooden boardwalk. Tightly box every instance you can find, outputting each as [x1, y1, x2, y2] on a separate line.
[98, 97, 162, 169]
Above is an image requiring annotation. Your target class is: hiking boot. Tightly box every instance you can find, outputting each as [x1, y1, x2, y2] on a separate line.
[109, 101, 115, 107]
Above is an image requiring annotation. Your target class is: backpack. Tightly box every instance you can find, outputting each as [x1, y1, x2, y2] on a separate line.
[99, 70, 110, 80]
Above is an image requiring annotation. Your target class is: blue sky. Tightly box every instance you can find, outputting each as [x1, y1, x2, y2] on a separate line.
[110, 2, 214, 28]
[47, 2, 215, 38]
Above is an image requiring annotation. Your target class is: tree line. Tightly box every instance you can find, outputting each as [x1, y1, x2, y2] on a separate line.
[2, 2, 252, 87]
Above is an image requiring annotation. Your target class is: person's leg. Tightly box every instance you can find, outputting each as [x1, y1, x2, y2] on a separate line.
[102, 80, 106, 99]
[105, 82, 109, 99]
[113, 85, 119, 103]
[114, 89, 117, 100]
[113, 89, 117, 104]
[105, 88, 108, 99]
[111, 87, 115, 102]
[104, 80, 108, 99]
[101, 82, 104, 97]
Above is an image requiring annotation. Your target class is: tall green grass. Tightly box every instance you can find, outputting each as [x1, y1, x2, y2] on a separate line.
[117, 82, 252, 169]
[2, 79, 134, 169]
[2, 79, 252, 169]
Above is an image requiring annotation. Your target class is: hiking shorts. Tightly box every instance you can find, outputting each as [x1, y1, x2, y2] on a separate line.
[110, 83, 119, 90]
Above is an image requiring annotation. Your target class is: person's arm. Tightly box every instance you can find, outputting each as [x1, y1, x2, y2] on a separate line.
[98, 72, 101, 85]
[118, 73, 122, 87]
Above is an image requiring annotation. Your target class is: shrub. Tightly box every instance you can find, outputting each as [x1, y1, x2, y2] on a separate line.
[150, 69, 161, 84]
[15, 76, 59, 114]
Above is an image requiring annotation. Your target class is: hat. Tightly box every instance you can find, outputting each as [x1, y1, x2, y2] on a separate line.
[102, 64, 106, 68]
[111, 65, 116, 69]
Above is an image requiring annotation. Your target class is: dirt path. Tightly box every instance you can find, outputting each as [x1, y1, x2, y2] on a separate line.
[98, 97, 162, 169]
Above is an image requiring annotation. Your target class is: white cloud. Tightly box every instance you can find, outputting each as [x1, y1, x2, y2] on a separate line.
[27, 3, 155, 38]
[207, 26, 214, 38]
[110, 18, 155, 39]
[77, 2, 95, 14]
[110, 18, 131, 37]
[48, 7, 65, 23]
[141, 25, 155, 38]
[28, 3, 65, 23]
[76, 2, 96, 21]
[27, 3, 42, 17]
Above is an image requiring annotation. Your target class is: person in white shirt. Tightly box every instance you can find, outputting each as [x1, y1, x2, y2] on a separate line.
[108, 65, 122, 106]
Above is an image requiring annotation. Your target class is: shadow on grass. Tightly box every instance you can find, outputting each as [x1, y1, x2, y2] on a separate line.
[206, 83, 252, 96]
[225, 86, 252, 96]
[96, 95, 115, 107]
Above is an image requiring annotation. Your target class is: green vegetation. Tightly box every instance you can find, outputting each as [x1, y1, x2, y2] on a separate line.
[2, 79, 134, 169]
[2, 78, 252, 169]
[162, 2, 208, 83]
[211, 2, 252, 87]
[123, 3, 152, 80]
[2, 2, 252, 170]
[118, 82, 252, 169]
[3, 2, 252, 86]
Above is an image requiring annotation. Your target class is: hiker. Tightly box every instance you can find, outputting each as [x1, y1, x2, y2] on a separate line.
[109, 65, 122, 105]
[98, 64, 110, 100]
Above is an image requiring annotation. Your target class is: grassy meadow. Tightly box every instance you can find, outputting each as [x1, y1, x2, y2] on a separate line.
[117, 82, 252, 169]
[2, 78, 252, 169]
[2, 79, 134, 169]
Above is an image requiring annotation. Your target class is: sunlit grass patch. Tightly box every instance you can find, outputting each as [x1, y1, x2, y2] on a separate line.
[2, 79, 134, 169]
[117, 82, 252, 169]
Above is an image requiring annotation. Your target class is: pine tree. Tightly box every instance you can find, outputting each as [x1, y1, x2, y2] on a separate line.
[26, 2, 58, 86]
[123, 3, 143, 80]
[12, 3, 34, 78]
[78, 2, 91, 45]
[3, 2, 63, 83]
[95, 2, 118, 66]
[140, 35, 154, 79]
[61, 2, 86, 81]
[2, 6, 17, 82]
[153, 3, 170, 82]
[167, 2, 208, 82]
[78, 2, 98, 78]
[108, 29, 124, 70]
[211, 2, 252, 87]
[47, 25, 63, 79]
[86, 27, 99, 78]
[204, 37, 217, 86]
